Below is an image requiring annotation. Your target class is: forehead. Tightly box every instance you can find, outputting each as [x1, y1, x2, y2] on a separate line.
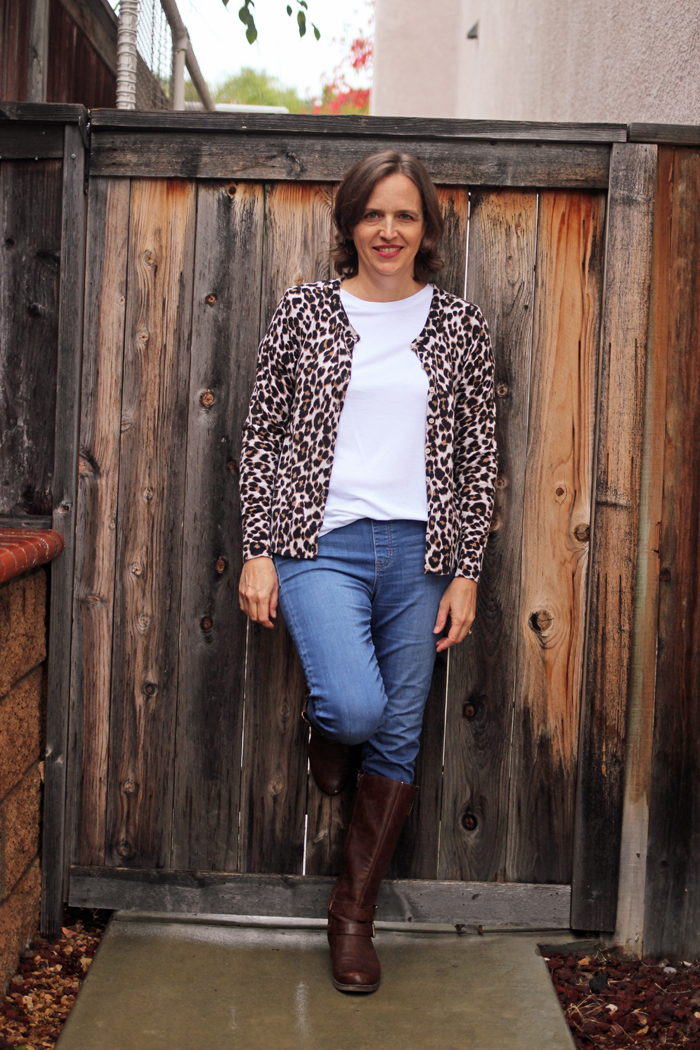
[365, 173, 422, 210]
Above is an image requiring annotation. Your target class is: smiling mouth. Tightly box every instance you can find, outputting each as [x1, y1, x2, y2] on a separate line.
[374, 245, 402, 256]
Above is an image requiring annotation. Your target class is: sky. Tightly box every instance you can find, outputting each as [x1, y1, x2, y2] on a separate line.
[133, 0, 374, 99]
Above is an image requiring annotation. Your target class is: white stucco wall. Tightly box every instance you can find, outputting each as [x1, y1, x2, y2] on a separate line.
[372, 0, 700, 124]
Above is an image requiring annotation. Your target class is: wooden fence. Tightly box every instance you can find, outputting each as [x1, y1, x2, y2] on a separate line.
[1, 104, 699, 958]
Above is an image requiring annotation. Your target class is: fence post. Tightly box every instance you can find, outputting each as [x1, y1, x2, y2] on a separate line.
[27, 0, 49, 103]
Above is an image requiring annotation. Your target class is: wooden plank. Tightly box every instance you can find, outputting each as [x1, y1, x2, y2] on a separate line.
[66, 177, 130, 872]
[644, 147, 700, 960]
[0, 158, 62, 515]
[628, 123, 700, 147]
[389, 185, 468, 880]
[54, 0, 117, 77]
[0, 515, 52, 529]
[613, 147, 671, 953]
[69, 867, 572, 928]
[439, 190, 538, 882]
[0, 101, 87, 123]
[90, 131, 611, 190]
[41, 124, 87, 939]
[571, 144, 657, 932]
[506, 190, 605, 886]
[170, 181, 264, 872]
[90, 109, 628, 143]
[0, 0, 30, 102]
[239, 181, 332, 876]
[104, 178, 196, 870]
[0, 124, 63, 159]
[27, 0, 49, 103]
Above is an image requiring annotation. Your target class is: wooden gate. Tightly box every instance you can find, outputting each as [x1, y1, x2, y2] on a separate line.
[55, 112, 655, 934]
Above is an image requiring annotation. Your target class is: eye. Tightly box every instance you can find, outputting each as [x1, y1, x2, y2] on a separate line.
[364, 210, 379, 220]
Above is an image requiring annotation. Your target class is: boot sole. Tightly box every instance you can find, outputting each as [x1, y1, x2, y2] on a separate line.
[332, 977, 380, 993]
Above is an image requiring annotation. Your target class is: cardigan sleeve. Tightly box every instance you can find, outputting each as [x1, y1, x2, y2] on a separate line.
[452, 307, 498, 580]
[239, 289, 300, 561]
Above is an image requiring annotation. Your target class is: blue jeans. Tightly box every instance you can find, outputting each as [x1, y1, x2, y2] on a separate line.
[273, 519, 453, 783]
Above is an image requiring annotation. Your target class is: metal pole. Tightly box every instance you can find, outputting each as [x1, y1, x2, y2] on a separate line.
[160, 0, 215, 112]
[117, 0, 139, 109]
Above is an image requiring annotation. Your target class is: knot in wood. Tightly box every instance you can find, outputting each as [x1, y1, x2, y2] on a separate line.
[279, 700, 290, 721]
[529, 609, 554, 636]
[495, 474, 507, 489]
[206, 293, 217, 305]
[462, 811, 478, 832]
[463, 701, 477, 720]
[201, 388, 215, 408]
[227, 459, 238, 473]
[138, 329, 149, 343]
[143, 249, 156, 267]
[142, 486, 154, 502]
[143, 681, 157, 697]
[292, 270, 305, 285]
[108, 518, 116, 530]
[215, 557, 226, 574]
[87, 594, 100, 604]
[137, 613, 151, 633]
[201, 615, 213, 631]
[269, 771, 285, 797]
[116, 840, 131, 858]
[489, 511, 501, 532]
[226, 183, 237, 197]
[130, 561, 142, 577]
[660, 568, 671, 582]
[555, 484, 566, 502]
[496, 382, 509, 397]
[122, 777, 137, 795]
[58, 501, 71, 515]
[574, 523, 590, 543]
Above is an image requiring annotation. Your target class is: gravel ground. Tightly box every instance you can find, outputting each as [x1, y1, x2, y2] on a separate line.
[3, 915, 699, 1049]
[546, 947, 700, 1048]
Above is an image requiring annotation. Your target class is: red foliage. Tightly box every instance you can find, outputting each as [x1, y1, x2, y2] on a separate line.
[310, 3, 373, 115]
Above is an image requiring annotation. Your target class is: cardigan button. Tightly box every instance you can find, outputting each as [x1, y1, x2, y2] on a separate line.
[427, 416, 435, 425]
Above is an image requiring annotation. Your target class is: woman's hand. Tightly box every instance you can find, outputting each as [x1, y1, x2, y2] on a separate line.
[239, 556, 278, 628]
[433, 577, 477, 652]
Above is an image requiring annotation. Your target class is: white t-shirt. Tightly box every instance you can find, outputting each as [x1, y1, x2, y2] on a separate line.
[319, 284, 433, 537]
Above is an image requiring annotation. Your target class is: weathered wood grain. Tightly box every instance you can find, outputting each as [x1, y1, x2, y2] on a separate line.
[67, 177, 130, 870]
[0, 124, 63, 158]
[27, 0, 49, 103]
[439, 190, 537, 881]
[0, 0, 30, 102]
[506, 191, 605, 886]
[613, 147, 670, 953]
[628, 124, 700, 147]
[239, 182, 333, 875]
[69, 866, 572, 928]
[571, 144, 657, 932]
[90, 131, 611, 189]
[389, 186, 468, 880]
[0, 101, 86, 122]
[90, 109, 627, 143]
[644, 147, 700, 959]
[105, 178, 196, 870]
[170, 181, 264, 872]
[41, 124, 87, 938]
[0, 158, 62, 515]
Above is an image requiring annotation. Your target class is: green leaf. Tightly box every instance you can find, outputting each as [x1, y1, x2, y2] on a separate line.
[312, 22, 320, 39]
[238, 3, 250, 25]
[297, 9, 306, 36]
[286, 4, 292, 13]
[221, 0, 230, 6]
[298, 0, 308, 8]
[246, 23, 257, 43]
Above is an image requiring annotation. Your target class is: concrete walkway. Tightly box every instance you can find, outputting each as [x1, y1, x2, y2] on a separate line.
[57, 914, 576, 1050]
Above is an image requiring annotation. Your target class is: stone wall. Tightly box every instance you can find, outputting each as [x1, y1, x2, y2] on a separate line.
[0, 569, 47, 990]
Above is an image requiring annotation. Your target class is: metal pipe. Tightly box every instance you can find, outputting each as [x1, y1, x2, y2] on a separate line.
[160, 0, 215, 112]
[116, 0, 139, 110]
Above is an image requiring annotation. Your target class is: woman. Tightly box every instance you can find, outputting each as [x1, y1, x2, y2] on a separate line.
[239, 151, 497, 994]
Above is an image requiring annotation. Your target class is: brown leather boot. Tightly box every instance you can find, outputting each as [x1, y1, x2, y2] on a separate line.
[327, 772, 416, 993]
[302, 695, 357, 796]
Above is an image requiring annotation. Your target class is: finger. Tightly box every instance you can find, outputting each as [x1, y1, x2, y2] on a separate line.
[433, 599, 450, 634]
[269, 583, 279, 620]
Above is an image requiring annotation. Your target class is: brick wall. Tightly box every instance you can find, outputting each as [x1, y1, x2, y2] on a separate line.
[0, 569, 47, 990]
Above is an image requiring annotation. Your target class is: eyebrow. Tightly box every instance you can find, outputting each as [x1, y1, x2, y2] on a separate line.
[363, 206, 421, 216]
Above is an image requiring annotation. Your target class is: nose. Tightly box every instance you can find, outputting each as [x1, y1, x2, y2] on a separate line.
[379, 213, 397, 239]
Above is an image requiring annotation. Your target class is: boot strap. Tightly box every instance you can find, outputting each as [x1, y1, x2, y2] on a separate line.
[328, 913, 376, 938]
[328, 899, 377, 924]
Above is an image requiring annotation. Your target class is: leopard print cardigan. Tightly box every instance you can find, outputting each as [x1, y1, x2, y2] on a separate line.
[240, 279, 497, 580]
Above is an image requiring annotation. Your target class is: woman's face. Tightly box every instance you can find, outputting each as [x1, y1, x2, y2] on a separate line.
[350, 173, 426, 284]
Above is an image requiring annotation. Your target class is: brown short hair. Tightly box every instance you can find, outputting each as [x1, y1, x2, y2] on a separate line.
[332, 151, 444, 282]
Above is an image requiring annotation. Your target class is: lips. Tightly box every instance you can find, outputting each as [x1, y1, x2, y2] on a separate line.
[374, 245, 402, 258]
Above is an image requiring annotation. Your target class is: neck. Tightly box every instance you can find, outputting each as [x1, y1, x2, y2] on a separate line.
[341, 270, 426, 303]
